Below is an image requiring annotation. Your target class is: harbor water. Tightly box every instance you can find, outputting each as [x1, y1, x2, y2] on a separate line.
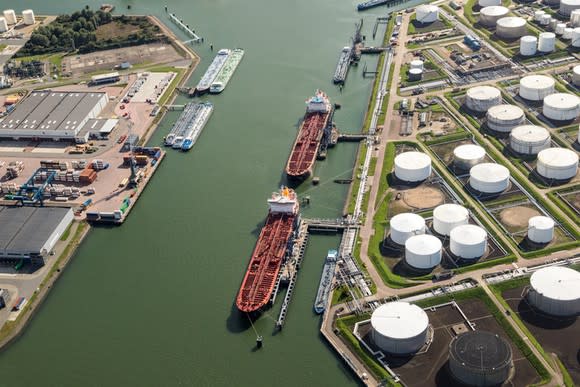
[0, 0, 426, 385]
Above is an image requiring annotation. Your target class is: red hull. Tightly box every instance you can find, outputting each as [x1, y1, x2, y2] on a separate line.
[236, 212, 296, 313]
[285, 111, 330, 179]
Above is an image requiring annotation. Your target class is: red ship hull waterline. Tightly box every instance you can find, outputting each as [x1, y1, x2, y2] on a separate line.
[285, 91, 332, 180]
[236, 188, 299, 314]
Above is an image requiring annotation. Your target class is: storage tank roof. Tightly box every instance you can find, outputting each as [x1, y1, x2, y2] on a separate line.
[410, 59, 424, 66]
[470, 163, 510, 183]
[433, 204, 469, 223]
[528, 216, 554, 230]
[497, 16, 526, 27]
[390, 213, 425, 232]
[537, 148, 579, 168]
[450, 224, 487, 245]
[395, 151, 431, 169]
[371, 302, 429, 339]
[562, 0, 580, 5]
[450, 331, 512, 370]
[467, 86, 501, 100]
[574, 65, 580, 74]
[487, 104, 524, 120]
[409, 68, 423, 74]
[510, 125, 550, 142]
[530, 266, 580, 301]
[539, 32, 556, 38]
[521, 35, 537, 42]
[454, 144, 486, 160]
[417, 4, 439, 11]
[520, 75, 555, 89]
[405, 234, 442, 255]
[481, 5, 509, 15]
[543, 93, 580, 109]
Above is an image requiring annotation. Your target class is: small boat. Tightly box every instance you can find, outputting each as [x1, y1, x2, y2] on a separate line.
[313, 249, 338, 314]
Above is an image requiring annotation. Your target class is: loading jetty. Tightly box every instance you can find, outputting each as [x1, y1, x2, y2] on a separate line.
[166, 11, 202, 43]
[357, 0, 407, 11]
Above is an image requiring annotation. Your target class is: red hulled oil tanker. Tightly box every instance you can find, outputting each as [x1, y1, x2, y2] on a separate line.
[285, 90, 333, 180]
[236, 187, 299, 313]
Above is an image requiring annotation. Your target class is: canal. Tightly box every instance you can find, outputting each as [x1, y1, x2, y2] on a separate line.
[0, 0, 425, 385]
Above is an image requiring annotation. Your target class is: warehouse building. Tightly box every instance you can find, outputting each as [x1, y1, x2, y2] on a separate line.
[0, 91, 108, 141]
[0, 206, 74, 266]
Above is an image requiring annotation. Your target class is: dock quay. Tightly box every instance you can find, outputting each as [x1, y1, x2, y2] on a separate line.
[357, 0, 407, 11]
[166, 11, 202, 43]
[275, 221, 309, 329]
[337, 133, 369, 142]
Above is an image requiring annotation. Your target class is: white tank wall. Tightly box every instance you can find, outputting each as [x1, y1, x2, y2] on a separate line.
[371, 303, 430, 354]
[465, 86, 502, 112]
[416, 5, 439, 23]
[486, 104, 525, 133]
[572, 9, 580, 26]
[0, 17, 7, 33]
[519, 75, 555, 101]
[509, 125, 551, 155]
[433, 204, 469, 236]
[572, 28, 580, 47]
[22, 9, 35, 25]
[390, 213, 426, 245]
[563, 27, 574, 39]
[405, 235, 442, 269]
[496, 17, 527, 39]
[394, 152, 432, 182]
[453, 144, 486, 170]
[543, 93, 580, 121]
[527, 267, 580, 316]
[480, 6, 509, 27]
[560, 0, 580, 17]
[410, 60, 424, 70]
[3, 10, 16, 25]
[479, 0, 501, 6]
[527, 216, 554, 244]
[573, 65, 580, 86]
[469, 164, 510, 194]
[536, 148, 579, 180]
[450, 225, 487, 259]
[538, 32, 556, 52]
[520, 36, 537, 56]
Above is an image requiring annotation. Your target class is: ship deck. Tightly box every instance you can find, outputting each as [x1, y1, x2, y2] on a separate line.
[286, 112, 329, 177]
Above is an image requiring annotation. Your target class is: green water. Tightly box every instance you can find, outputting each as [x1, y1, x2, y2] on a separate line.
[0, 0, 423, 385]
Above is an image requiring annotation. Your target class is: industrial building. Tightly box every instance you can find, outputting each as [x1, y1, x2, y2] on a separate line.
[0, 206, 74, 266]
[527, 266, 580, 316]
[370, 302, 430, 354]
[90, 72, 121, 86]
[0, 91, 108, 141]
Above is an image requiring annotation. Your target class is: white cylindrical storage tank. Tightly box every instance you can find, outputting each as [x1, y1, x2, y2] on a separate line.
[480, 6, 509, 27]
[519, 75, 555, 101]
[537, 147, 579, 180]
[394, 152, 432, 182]
[573, 65, 580, 86]
[0, 17, 7, 33]
[405, 234, 442, 269]
[410, 59, 424, 71]
[453, 144, 486, 170]
[433, 204, 469, 236]
[520, 35, 537, 56]
[469, 163, 510, 193]
[563, 27, 575, 39]
[3, 10, 16, 25]
[496, 17, 527, 39]
[509, 125, 551, 155]
[408, 68, 423, 81]
[538, 32, 556, 52]
[560, 0, 580, 17]
[539, 14, 551, 26]
[449, 331, 513, 387]
[486, 104, 525, 133]
[416, 5, 439, 23]
[527, 216, 555, 243]
[479, 0, 501, 6]
[534, 10, 546, 21]
[465, 86, 502, 112]
[450, 224, 487, 259]
[556, 23, 566, 35]
[527, 266, 580, 316]
[544, 0, 560, 5]
[572, 27, 580, 47]
[571, 9, 580, 26]
[371, 302, 430, 355]
[543, 93, 580, 121]
[389, 213, 426, 245]
[22, 9, 35, 25]
[549, 18, 558, 30]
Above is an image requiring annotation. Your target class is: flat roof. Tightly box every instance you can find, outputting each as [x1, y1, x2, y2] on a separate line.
[0, 206, 72, 254]
[0, 91, 107, 133]
[92, 72, 119, 81]
[80, 118, 118, 134]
